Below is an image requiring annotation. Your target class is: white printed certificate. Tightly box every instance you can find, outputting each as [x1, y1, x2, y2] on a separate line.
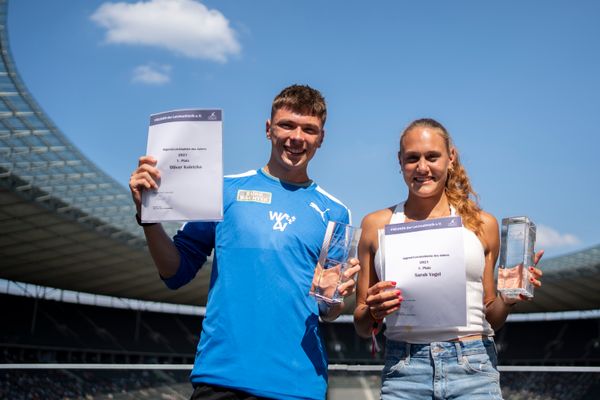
[382, 216, 467, 328]
[141, 109, 223, 222]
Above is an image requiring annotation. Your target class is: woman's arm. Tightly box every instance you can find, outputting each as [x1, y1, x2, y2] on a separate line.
[354, 209, 402, 338]
[479, 211, 509, 331]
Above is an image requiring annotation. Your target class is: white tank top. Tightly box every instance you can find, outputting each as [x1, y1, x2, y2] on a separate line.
[374, 202, 494, 342]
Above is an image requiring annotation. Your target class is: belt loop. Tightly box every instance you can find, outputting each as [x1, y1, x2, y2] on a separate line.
[405, 343, 411, 363]
[454, 341, 463, 364]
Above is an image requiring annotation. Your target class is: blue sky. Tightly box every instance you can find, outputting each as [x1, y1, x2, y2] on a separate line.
[7, 0, 600, 258]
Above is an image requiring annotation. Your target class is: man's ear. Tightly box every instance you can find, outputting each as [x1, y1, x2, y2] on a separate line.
[317, 129, 325, 148]
[266, 119, 272, 139]
[397, 151, 402, 169]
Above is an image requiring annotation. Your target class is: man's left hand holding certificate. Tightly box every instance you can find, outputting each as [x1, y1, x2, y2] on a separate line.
[141, 109, 223, 223]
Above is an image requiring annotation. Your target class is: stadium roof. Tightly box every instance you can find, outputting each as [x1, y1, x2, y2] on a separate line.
[517, 245, 600, 313]
[0, 0, 598, 313]
[0, 0, 210, 306]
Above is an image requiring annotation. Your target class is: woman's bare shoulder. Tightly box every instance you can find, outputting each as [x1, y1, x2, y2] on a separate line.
[361, 206, 395, 230]
[477, 210, 500, 251]
[479, 210, 499, 232]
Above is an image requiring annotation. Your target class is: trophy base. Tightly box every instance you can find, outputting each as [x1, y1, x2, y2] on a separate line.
[309, 291, 344, 305]
[498, 264, 534, 299]
[498, 288, 534, 299]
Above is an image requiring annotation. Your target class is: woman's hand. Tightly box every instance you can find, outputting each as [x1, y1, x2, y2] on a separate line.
[365, 280, 403, 321]
[502, 250, 544, 304]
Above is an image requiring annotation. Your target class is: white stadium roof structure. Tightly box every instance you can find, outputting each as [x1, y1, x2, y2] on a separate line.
[0, 0, 598, 314]
[0, 0, 210, 306]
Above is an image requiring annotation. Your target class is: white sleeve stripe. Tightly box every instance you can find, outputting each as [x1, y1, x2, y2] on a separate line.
[315, 186, 347, 208]
[224, 170, 257, 179]
[315, 186, 351, 224]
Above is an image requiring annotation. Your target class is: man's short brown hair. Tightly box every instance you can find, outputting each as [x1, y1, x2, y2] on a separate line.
[271, 84, 327, 127]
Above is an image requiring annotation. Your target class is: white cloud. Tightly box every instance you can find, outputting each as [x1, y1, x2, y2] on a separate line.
[536, 224, 580, 249]
[91, 0, 241, 62]
[132, 64, 171, 84]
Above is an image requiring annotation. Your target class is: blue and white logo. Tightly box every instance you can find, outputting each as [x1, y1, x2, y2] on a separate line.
[269, 211, 296, 232]
[309, 202, 330, 222]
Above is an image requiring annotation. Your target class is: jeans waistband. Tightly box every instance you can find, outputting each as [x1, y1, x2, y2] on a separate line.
[386, 338, 495, 359]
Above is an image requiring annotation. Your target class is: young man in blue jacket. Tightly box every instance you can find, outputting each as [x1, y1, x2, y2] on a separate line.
[129, 84, 359, 400]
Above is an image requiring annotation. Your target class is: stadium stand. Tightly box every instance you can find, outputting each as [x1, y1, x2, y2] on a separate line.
[500, 372, 600, 400]
[3, 292, 600, 399]
[1, 294, 197, 365]
[0, 369, 193, 400]
[496, 319, 600, 366]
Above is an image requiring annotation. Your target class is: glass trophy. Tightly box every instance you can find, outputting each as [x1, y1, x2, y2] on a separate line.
[497, 216, 536, 299]
[309, 221, 361, 304]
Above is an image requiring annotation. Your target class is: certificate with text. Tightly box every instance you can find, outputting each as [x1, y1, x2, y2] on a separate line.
[383, 216, 467, 328]
[141, 109, 223, 222]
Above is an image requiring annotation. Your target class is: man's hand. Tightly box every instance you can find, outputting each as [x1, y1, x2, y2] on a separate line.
[129, 156, 160, 213]
[336, 258, 360, 298]
[317, 258, 361, 322]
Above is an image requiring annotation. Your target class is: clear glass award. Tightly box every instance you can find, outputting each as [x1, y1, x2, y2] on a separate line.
[497, 216, 536, 299]
[309, 221, 361, 304]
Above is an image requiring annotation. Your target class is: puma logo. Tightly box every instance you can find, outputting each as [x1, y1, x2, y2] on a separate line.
[309, 202, 330, 222]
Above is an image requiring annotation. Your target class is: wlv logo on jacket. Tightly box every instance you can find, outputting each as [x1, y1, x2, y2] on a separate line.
[269, 211, 296, 232]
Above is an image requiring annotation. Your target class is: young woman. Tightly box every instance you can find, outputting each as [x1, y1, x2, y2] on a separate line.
[354, 118, 543, 399]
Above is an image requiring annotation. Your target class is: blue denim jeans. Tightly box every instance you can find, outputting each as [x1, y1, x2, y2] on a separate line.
[381, 338, 502, 400]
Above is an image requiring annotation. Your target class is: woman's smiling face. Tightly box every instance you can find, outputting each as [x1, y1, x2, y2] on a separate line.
[399, 126, 454, 199]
